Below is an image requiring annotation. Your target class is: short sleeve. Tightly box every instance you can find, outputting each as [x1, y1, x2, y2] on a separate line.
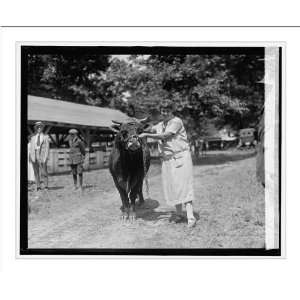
[150, 127, 156, 133]
[165, 118, 182, 134]
[79, 141, 86, 155]
[151, 123, 160, 133]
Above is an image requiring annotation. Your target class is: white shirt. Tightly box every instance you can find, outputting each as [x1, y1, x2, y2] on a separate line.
[152, 117, 190, 156]
[34, 133, 44, 149]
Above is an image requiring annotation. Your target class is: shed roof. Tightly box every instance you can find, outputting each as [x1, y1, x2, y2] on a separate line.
[28, 95, 129, 129]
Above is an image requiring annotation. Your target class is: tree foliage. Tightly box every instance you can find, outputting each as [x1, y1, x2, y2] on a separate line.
[28, 54, 110, 105]
[27, 52, 264, 137]
[106, 54, 264, 135]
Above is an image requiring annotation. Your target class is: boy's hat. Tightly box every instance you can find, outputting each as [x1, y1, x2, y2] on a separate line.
[69, 129, 78, 134]
[34, 121, 44, 129]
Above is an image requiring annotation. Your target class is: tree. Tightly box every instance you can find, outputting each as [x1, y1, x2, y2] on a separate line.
[28, 53, 110, 105]
[110, 54, 264, 136]
[27, 52, 265, 136]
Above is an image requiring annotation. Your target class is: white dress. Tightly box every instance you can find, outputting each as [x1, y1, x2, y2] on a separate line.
[153, 117, 194, 206]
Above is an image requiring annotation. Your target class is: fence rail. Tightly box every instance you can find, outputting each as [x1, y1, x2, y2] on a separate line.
[45, 146, 159, 175]
[46, 148, 112, 174]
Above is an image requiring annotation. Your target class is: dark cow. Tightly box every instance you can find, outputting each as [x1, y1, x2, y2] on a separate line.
[109, 119, 150, 221]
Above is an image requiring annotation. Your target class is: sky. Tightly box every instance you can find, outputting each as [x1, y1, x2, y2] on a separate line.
[111, 55, 130, 61]
[111, 55, 150, 61]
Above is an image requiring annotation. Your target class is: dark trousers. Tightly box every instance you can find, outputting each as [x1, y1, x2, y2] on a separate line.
[32, 160, 48, 189]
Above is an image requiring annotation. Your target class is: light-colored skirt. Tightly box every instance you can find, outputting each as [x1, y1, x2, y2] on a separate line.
[161, 150, 194, 206]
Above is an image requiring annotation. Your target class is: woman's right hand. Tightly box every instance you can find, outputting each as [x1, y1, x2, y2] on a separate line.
[139, 133, 149, 139]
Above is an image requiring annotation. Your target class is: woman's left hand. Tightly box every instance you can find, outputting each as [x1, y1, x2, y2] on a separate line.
[139, 133, 148, 139]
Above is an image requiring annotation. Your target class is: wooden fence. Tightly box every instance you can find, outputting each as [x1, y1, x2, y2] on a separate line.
[46, 148, 111, 175]
[46, 145, 159, 175]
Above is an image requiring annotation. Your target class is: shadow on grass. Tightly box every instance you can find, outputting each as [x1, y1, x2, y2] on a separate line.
[192, 150, 257, 166]
[84, 184, 98, 189]
[136, 198, 165, 221]
[168, 211, 200, 223]
[48, 186, 64, 191]
[136, 198, 200, 223]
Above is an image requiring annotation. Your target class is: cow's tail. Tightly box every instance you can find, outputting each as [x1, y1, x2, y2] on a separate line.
[144, 173, 150, 199]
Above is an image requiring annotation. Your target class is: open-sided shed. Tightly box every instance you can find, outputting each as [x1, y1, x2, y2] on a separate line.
[27, 95, 128, 147]
[27, 95, 129, 174]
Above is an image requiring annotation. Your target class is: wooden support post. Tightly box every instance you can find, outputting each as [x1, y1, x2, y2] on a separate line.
[78, 128, 86, 144]
[48, 134, 59, 148]
[86, 129, 91, 171]
[55, 133, 60, 145]
[206, 141, 209, 151]
[60, 134, 68, 146]
[27, 125, 33, 136]
[85, 129, 91, 148]
[44, 125, 52, 135]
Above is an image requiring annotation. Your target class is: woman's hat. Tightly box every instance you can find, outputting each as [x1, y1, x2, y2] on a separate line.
[69, 129, 78, 134]
[34, 121, 44, 129]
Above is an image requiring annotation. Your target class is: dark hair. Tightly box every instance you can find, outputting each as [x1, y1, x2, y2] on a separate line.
[149, 107, 160, 116]
[127, 104, 136, 117]
[160, 99, 176, 111]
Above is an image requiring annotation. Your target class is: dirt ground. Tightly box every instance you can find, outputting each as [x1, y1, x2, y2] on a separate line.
[28, 150, 265, 249]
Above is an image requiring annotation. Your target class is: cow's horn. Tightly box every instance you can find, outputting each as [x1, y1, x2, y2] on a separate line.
[112, 120, 123, 125]
[109, 126, 119, 133]
[138, 117, 149, 123]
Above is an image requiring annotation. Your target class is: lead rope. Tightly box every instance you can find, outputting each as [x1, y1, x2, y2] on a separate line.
[142, 121, 166, 198]
[141, 139, 150, 199]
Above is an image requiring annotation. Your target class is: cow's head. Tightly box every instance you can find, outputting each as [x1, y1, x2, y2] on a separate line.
[111, 118, 148, 152]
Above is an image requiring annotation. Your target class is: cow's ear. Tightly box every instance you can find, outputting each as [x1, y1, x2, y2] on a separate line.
[111, 120, 122, 132]
[138, 116, 149, 123]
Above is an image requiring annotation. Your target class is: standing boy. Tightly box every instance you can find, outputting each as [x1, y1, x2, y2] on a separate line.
[68, 129, 86, 191]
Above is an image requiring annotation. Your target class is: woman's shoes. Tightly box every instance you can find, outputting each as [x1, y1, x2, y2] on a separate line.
[187, 218, 197, 228]
[169, 214, 197, 227]
[169, 214, 186, 223]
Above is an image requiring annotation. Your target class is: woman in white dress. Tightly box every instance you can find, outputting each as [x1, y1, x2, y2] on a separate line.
[139, 100, 196, 227]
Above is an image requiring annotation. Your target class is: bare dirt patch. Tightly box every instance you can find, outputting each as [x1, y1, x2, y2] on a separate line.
[28, 150, 264, 249]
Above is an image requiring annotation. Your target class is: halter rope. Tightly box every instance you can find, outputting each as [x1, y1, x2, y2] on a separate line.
[141, 138, 150, 199]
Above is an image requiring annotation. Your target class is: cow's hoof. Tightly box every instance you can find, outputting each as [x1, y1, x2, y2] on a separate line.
[120, 212, 128, 222]
[128, 212, 136, 222]
[136, 200, 145, 207]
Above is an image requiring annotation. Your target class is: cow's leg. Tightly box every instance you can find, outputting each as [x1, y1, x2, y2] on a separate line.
[111, 176, 130, 221]
[118, 189, 130, 221]
[136, 175, 145, 207]
[137, 185, 145, 206]
[128, 191, 138, 222]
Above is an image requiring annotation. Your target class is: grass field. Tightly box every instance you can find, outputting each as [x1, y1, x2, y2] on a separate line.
[28, 149, 265, 249]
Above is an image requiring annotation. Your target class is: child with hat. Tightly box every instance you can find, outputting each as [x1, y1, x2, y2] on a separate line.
[68, 129, 86, 192]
